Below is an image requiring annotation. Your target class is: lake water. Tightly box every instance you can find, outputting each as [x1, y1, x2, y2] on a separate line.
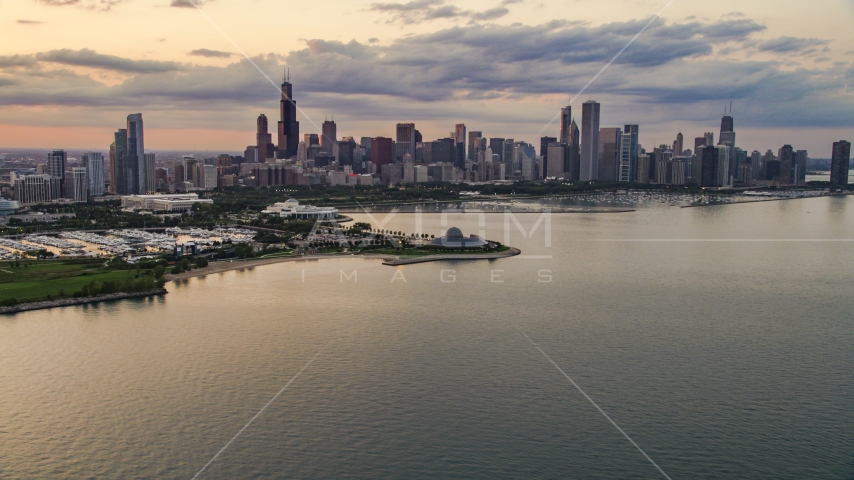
[1, 197, 853, 479]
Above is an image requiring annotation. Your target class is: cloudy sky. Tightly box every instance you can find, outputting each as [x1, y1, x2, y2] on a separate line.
[1, 0, 853, 155]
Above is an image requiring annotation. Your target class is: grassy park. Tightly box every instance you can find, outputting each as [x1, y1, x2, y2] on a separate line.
[0, 258, 165, 305]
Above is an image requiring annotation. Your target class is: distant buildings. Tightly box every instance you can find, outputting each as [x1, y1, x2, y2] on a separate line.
[277, 72, 300, 158]
[262, 198, 338, 220]
[126, 113, 145, 194]
[121, 194, 213, 212]
[454, 124, 466, 169]
[256, 114, 274, 162]
[322, 119, 337, 157]
[68, 167, 88, 203]
[396, 123, 417, 158]
[580, 100, 600, 181]
[83, 152, 105, 197]
[830, 141, 851, 187]
[623, 124, 639, 182]
[14, 174, 61, 204]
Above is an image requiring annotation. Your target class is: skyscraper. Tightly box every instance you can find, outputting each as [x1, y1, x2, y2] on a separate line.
[397, 123, 417, 158]
[47, 149, 66, 180]
[126, 113, 145, 195]
[371, 137, 393, 173]
[144, 152, 156, 193]
[830, 141, 851, 187]
[502, 139, 515, 178]
[794, 150, 808, 185]
[454, 124, 466, 169]
[674, 133, 684, 156]
[256, 114, 273, 162]
[624, 124, 639, 181]
[110, 130, 127, 194]
[580, 100, 600, 181]
[277, 71, 300, 158]
[597, 127, 621, 182]
[304, 133, 319, 146]
[83, 152, 105, 197]
[559, 105, 571, 146]
[778, 145, 794, 184]
[751, 150, 762, 181]
[566, 119, 580, 181]
[69, 167, 88, 203]
[618, 133, 632, 182]
[489, 138, 505, 164]
[467, 131, 482, 161]
[322, 120, 337, 156]
[720, 115, 734, 136]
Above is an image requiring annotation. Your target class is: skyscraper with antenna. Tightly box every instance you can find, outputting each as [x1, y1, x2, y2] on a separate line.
[277, 67, 300, 159]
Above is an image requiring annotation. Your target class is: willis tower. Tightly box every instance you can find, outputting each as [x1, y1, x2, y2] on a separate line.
[277, 69, 300, 159]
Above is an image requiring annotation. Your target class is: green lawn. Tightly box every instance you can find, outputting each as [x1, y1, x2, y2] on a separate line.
[0, 270, 139, 303]
[0, 259, 142, 304]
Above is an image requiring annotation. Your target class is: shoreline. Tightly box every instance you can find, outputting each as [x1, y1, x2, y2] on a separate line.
[165, 248, 524, 281]
[681, 195, 835, 208]
[0, 289, 168, 315]
[382, 247, 522, 265]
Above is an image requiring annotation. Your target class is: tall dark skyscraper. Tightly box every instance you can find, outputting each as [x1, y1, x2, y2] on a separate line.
[597, 127, 622, 182]
[624, 124, 639, 181]
[778, 144, 794, 184]
[559, 106, 571, 146]
[467, 131, 482, 161]
[396, 123, 416, 157]
[256, 114, 273, 162]
[696, 145, 719, 188]
[277, 71, 300, 158]
[830, 140, 851, 187]
[489, 138, 505, 164]
[111, 129, 127, 194]
[304, 134, 319, 146]
[126, 113, 145, 195]
[720, 115, 734, 135]
[47, 149, 66, 197]
[322, 120, 337, 156]
[580, 100, 600, 181]
[674, 132, 683, 156]
[454, 124, 466, 169]
[371, 137, 393, 173]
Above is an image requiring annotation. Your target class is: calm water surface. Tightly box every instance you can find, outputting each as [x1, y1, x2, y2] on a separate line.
[1, 197, 852, 479]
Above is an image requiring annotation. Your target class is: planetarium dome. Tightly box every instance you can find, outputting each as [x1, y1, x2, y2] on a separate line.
[428, 227, 488, 249]
[446, 227, 464, 239]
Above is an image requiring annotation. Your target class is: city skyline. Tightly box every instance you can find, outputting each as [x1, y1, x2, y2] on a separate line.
[0, 1, 853, 152]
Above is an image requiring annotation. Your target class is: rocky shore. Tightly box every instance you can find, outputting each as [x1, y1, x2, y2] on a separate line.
[0, 289, 168, 315]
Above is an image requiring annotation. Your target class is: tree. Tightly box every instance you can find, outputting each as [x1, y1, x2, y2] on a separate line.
[154, 265, 166, 279]
[194, 257, 209, 268]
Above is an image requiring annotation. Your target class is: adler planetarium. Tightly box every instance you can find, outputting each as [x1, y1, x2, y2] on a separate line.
[428, 227, 488, 249]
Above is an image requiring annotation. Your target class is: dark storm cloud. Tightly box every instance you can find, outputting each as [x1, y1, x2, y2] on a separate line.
[0, 55, 39, 68]
[0, 17, 850, 129]
[469, 7, 509, 21]
[188, 49, 233, 58]
[758, 36, 830, 53]
[370, 0, 515, 24]
[35, 49, 184, 73]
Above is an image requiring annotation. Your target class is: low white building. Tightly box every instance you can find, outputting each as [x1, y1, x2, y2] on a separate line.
[121, 193, 214, 212]
[262, 198, 338, 220]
